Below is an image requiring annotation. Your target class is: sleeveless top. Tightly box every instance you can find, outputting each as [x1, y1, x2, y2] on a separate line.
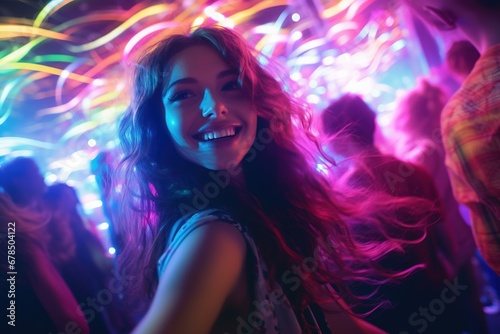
[157, 209, 330, 333]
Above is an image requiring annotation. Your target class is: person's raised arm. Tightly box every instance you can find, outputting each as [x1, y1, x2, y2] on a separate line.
[28, 243, 90, 334]
[133, 221, 247, 334]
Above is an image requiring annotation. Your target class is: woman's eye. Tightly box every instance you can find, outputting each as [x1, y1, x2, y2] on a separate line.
[222, 80, 241, 91]
[168, 90, 194, 102]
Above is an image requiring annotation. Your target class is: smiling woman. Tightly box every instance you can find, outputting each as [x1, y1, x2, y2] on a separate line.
[162, 44, 257, 171]
[115, 25, 435, 334]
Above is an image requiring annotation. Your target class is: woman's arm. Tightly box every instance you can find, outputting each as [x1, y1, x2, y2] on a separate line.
[133, 221, 247, 334]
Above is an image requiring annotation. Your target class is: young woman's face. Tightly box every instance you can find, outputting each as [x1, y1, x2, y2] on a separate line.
[162, 44, 258, 171]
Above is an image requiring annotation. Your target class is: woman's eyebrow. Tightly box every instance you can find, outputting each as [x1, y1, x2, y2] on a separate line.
[217, 69, 239, 79]
[166, 69, 238, 92]
[166, 77, 197, 92]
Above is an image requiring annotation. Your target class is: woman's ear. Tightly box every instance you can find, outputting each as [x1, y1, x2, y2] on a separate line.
[422, 5, 457, 31]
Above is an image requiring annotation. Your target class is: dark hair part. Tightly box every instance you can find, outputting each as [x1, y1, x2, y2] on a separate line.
[321, 94, 377, 146]
[445, 40, 480, 79]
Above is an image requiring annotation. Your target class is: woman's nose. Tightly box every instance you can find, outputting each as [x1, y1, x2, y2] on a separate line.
[200, 90, 227, 118]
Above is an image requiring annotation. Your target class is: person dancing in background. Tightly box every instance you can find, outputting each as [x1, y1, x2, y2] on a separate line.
[403, 0, 500, 276]
[392, 79, 489, 331]
[392, 79, 475, 276]
[445, 38, 500, 315]
[44, 183, 134, 334]
[445, 40, 481, 86]
[321, 93, 487, 333]
[115, 25, 440, 333]
[0, 192, 89, 334]
[0, 157, 46, 212]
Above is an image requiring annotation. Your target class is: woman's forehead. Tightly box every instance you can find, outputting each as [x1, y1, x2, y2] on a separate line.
[167, 45, 235, 82]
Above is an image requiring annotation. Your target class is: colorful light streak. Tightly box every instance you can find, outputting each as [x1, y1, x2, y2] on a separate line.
[33, 0, 74, 29]
[67, 4, 176, 53]
[0, 25, 73, 40]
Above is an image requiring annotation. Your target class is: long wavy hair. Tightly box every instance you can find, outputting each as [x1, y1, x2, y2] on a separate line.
[116, 25, 436, 328]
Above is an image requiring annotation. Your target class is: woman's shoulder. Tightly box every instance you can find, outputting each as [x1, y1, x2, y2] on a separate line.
[168, 209, 245, 243]
[140, 211, 249, 334]
[158, 209, 247, 277]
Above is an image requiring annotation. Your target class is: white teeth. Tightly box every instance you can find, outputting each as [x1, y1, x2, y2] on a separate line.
[202, 127, 236, 141]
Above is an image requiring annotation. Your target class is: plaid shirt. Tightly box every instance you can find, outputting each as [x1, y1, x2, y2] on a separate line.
[441, 44, 500, 275]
